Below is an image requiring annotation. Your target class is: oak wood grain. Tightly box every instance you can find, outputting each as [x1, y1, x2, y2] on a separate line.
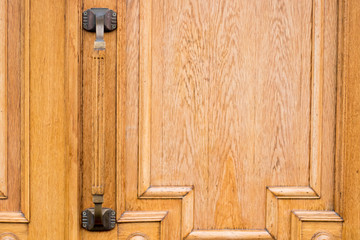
[0, 0, 348, 239]
[64, 0, 81, 238]
[0, 0, 28, 220]
[336, 0, 360, 239]
[138, 0, 337, 234]
[0, 0, 7, 199]
[28, 0, 66, 237]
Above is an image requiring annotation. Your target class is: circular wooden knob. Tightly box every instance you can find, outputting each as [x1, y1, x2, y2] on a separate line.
[127, 233, 149, 240]
[312, 232, 333, 240]
[0, 233, 18, 240]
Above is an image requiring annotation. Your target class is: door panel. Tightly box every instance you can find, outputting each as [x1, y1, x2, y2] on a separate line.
[148, 0, 313, 230]
[0, 0, 29, 225]
[123, 0, 340, 239]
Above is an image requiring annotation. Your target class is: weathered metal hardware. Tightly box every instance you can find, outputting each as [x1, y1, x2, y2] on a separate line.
[81, 8, 117, 232]
[82, 8, 117, 33]
[81, 206, 116, 231]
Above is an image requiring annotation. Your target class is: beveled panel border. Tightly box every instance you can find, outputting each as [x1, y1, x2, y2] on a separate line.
[0, 0, 8, 200]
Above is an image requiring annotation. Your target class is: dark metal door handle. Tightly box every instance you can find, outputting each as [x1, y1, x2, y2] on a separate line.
[81, 8, 117, 232]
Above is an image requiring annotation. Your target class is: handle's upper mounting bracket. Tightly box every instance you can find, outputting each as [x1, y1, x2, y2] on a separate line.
[82, 8, 117, 33]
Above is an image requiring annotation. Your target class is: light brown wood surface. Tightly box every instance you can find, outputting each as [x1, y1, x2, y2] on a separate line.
[335, 0, 360, 239]
[0, 0, 7, 200]
[0, 0, 28, 225]
[0, 0, 359, 239]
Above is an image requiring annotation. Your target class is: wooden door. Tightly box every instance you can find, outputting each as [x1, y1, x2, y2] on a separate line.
[0, 0, 359, 239]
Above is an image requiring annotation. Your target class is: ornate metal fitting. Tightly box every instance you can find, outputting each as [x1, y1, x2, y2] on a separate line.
[82, 8, 117, 33]
[81, 207, 116, 231]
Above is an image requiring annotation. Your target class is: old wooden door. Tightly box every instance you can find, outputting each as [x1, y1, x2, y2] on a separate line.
[1, 0, 360, 239]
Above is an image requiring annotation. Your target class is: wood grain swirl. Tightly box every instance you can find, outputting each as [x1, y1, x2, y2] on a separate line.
[135, 0, 338, 237]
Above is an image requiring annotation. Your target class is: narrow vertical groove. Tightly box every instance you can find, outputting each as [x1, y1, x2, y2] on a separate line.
[92, 50, 106, 195]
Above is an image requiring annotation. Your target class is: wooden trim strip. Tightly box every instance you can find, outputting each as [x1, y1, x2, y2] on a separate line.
[335, 0, 360, 237]
[116, 0, 127, 219]
[185, 230, 273, 240]
[118, 211, 168, 223]
[0, 0, 7, 199]
[0, 212, 28, 223]
[138, 0, 152, 196]
[291, 211, 343, 222]
[140, 186, 193, 199]
[20, 0, 30, 222]
[268, 0, 324, 198]
[267, 186, 319, 199]
[65, 0, 81, 237]
[309, 0, 324, 196]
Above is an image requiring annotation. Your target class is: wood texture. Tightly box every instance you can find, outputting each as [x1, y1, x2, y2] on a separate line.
[118, 222, 160, 240]
[0, 0, 29, 223]
[138, 0, 152, 196]
[0, 0, 7, 199]
[64, 0, 81, 238]
[186, 231, 272, 240]
[134, 0, 337, 237]
[81, 0, 117, 239]
[290, 211, 343, 240]
[118, 211, 168, 223]
[336, 0, 360, 239]
[0, 0, 347, 238]
[91, 49, 106, 195]
[20, 0, 30, 222]
[116, 0, 126, 219]
[0, 224, 27, 240]
[28, 0, 66, 237]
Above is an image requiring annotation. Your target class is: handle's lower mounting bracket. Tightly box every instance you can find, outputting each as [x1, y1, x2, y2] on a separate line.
[82, 195, 116, 231]
[81, 206, 116, 231]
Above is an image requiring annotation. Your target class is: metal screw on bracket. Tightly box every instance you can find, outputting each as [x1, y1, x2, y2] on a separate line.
[82, 8, 117, 33]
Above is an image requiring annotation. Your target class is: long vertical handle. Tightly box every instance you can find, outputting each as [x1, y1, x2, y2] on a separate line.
[91, 48, 105, 196]
[82, 8, 116, 231]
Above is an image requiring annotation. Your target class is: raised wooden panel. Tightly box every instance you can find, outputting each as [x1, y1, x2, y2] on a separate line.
[0, 0, 30, 224]
[0, 0, 7, 200]
[290, 211, 343, 240]
[135, 0, 337, 236]
[118, 211, 168, 240]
